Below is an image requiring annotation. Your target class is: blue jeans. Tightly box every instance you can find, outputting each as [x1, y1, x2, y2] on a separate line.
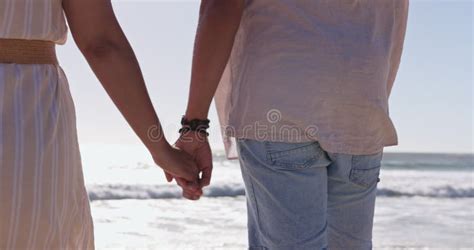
[236, 139, 383, 250]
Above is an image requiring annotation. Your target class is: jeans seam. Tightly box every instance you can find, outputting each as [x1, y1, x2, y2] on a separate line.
[349, 167, 381, 188]
[246, 169, 262, 243]
[264, 142, 324, 169]
[239, 141, 266, 248]
[349, 153, 383, 188]
[266, 141, 318, 157]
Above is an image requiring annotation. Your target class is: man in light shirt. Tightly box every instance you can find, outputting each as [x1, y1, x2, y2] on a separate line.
[171, 1, 409, 249]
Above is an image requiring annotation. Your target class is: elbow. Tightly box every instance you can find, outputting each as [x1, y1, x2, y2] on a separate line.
[200, 0, 245, 18]
[79, 39, 122, 59]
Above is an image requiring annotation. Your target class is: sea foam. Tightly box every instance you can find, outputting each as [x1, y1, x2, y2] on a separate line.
[87, 183, 473, 201]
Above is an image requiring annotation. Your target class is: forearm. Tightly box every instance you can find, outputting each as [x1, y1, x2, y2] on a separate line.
[83, 41, 169, 154]
[64, 0, 170, 155]
[185, 0, 245, 120]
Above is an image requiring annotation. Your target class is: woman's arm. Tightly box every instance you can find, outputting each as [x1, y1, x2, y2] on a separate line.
[62, 0, 199, 183]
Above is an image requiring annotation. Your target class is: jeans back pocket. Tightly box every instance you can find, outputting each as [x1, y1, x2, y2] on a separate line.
[349, 152, 383, 188]
[266, 141, 331, 170]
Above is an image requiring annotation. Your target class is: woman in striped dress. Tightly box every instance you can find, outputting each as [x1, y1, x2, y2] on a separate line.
[0, 0, 200, 249]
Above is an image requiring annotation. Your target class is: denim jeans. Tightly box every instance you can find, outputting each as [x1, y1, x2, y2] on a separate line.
[236, 139, 383, 250]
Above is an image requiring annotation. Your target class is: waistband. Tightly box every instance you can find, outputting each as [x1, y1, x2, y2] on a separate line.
[0, 39, 58, 65]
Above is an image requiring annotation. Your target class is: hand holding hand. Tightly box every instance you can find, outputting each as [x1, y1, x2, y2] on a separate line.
[166, 131, 213, 200]
[152, 144, 200, 187]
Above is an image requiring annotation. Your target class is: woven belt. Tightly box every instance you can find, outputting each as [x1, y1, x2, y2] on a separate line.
[0, 39, 58, 65]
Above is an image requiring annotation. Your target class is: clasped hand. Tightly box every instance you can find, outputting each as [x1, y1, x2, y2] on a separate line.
[153, 131, 212, 200]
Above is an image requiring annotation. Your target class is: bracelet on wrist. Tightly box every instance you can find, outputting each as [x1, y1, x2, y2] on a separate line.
[179, 116, 210, 136]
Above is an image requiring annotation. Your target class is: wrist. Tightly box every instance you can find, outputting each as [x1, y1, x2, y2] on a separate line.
[184, 108, 208, 120]
[179, 130, 209, 141]
[149, 140, 172, 160]
[176, 131, 209, 152]
[179, 116, 210, 136]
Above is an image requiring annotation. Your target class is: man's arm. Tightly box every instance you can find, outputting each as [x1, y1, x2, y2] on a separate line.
[185, 0, 245, 119]
[63, 0, 200, 182]
[172, 0, 245, 199]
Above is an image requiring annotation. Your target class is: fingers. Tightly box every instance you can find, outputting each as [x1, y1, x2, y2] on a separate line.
[163, 141, 211, 200]
[176, 177, 202, 195]
[199, 166, 212, 187]
[175, 177, 203, 200]
[164, 171, 174, 182]
[182, 189, 200, 200]
[178, 161, 200, 183]
[196, 146, 213, 188]
[165, 174, 203, 200]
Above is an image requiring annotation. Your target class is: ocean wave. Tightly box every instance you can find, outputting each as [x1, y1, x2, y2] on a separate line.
[380, 153, 473, 170]
[381, 162, 473, 170]
[87, 183, 474, 201]
[377, 186, 474, 198]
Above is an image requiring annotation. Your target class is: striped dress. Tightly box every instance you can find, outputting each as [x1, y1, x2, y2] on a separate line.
[0, 0, 95, 249]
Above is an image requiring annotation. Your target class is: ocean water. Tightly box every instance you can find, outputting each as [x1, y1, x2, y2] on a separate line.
[80, 145, 474, 249]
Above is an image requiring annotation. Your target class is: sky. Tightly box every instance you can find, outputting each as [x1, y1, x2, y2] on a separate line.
[57, 0, 473, 154]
